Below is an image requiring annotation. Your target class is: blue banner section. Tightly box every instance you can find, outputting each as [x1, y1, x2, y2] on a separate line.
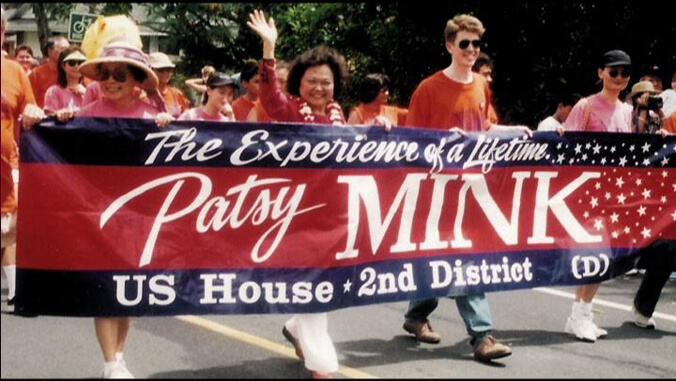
[15, 245, 652, 317]
[21, 118, 676, 170]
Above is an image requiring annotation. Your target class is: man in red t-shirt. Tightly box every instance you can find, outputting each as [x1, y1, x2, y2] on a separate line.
[29, 35, 70, 107]
[232, 60, 260, 121]
[404, 13, 525, 363]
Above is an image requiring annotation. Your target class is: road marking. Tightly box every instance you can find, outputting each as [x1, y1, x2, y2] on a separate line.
[534, 287, 676, 323]
[175, 315, 378, 379]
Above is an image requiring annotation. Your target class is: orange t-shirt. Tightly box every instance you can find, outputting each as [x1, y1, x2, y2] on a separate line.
[664, 113, 676, 134]
[2, 58, 36, 213]
[28, 62, 58, 108]
[232, 96, 256, 122]
[406, 71, 493, 131]
[161, 86, 191, 118]
[351, 104, 408, 126]
[248, 99, 275, 123]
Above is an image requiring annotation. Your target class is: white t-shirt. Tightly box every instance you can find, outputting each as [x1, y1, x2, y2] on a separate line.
[537, 116, 562, 131]
[659, 89, 676, 118]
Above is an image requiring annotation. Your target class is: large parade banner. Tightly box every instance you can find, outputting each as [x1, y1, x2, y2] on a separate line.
[15, 118, 676, 316]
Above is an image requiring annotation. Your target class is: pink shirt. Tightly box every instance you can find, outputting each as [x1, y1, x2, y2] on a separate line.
[44, 85, 85, 114]
[178, 107, 232, 122]
[565, 93, 633, 133]
[77, 98, 160, 119]
[82, 81, 102, 107]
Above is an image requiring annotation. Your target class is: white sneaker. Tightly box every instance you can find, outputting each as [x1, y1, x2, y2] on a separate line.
[632, 307, 656, 329]
[102, 361, 134, 379]
[592, 323, 608, 338]
[565, 316, 596, 342]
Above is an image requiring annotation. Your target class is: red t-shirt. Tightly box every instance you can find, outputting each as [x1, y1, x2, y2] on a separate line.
[406, 71, 493, 132]
[232, 96, 256, 122]
[2, 58, 37, 212]
[28, 63, 58, 108]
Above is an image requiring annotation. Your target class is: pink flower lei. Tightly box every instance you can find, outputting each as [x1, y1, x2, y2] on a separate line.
[298, 99, 344, 125]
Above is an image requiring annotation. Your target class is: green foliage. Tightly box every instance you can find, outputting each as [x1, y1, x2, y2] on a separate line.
[28, 2, 675, 127]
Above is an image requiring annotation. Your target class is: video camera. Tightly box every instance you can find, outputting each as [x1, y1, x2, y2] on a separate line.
[646, 96, 663, 111]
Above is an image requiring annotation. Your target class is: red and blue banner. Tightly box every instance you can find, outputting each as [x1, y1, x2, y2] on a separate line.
[15, 118, 676, 316]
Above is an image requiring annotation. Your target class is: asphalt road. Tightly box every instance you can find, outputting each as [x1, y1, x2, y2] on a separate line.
[2, 273, 675, 378]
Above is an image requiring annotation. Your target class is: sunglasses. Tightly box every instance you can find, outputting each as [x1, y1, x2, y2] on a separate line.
[65, 60, 85, 67]
[608, 68, 631, 79]
[97, 66, 130, 83]
[458, 39, 482, 50]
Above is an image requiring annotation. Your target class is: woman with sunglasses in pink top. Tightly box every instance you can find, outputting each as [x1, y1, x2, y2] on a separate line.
[43, 46, 87, 122]
[559, 50, 633, 343]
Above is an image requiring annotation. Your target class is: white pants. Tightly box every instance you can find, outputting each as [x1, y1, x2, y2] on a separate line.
[285, 313, 339, 373]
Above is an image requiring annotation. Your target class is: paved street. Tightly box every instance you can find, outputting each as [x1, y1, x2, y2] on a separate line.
[2, 273, 675, 378]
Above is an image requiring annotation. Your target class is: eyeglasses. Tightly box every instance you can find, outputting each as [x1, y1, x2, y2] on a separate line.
[458, 39, 482, 50]
[97, 66, 130, 83]
[65, 60, 85, 67]
[608, 68, 631, 79]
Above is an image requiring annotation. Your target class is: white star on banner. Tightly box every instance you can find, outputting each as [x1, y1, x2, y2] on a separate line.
[574, 144, 582, 154]
[590, 197, 599, 208]
[642, 189, 651, 199]
[641, 227, 651, 239]
[594, 219, 604, 231]
[616, 177, 625, 187]
[637, 206, 647, 216]
[610, 213, 619, 223]
[343, 279, 353, 293]
[593, 144, 602, 154]
[617, 193, 627, 204]
[641, 142, 651, 153]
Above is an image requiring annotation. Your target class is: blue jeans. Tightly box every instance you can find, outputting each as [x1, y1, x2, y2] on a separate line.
[405, 294, 494, 347]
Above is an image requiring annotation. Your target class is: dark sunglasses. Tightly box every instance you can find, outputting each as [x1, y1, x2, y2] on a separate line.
[608, 68, 631, 78]
[65, 60, 85, 67]
[458, 39, 482, 50]
[97, 66, 130, 83]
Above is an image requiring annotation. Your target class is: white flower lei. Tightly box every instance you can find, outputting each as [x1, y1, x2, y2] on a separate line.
[298, 99, 344, 125]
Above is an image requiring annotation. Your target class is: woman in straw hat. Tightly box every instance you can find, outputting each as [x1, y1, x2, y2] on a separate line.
[73, 41, 172, 379]
[178, 71, 236, 122]
[628, 80, 665, 133]
[43, 46, 87, 122]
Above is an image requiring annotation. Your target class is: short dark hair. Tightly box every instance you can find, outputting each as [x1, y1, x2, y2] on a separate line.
[56, 46, 85, 87]
[472, 52, 493, 73]
[559, 93, 581, 107]
[359, 73, 390, 104]
[240, 59, 260, 83]
[15, 44, 34, 57]
[287, 46, 348, 99]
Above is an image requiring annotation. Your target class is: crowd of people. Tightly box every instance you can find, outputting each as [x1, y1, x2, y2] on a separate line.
[2, 7, 675, 379]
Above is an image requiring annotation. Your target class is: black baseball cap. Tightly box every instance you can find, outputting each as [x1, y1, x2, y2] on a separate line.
[600, 50, 632, 67]
[207, 72, 235, 88]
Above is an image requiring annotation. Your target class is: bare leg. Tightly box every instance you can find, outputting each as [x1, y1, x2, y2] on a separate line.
[1, 244, 16, 266]
[2, 245, 16, 300]
[95, 317, 120, 362]
[116, 318, 132, 354]
[575, 283, 601, 303]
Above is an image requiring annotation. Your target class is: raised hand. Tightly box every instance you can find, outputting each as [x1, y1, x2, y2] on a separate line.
[247, 9, 278, 59]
